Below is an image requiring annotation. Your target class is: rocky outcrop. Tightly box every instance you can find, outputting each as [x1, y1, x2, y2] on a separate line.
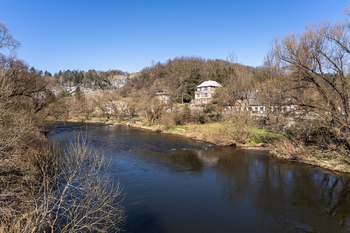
[107, 72, 140, 89]
[52, 72, 140, 95]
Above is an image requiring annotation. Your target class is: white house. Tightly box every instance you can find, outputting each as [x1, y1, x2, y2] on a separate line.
[195, 80, 222, 105]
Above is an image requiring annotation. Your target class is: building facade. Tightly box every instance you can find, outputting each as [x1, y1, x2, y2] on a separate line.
[156, 89, 170, 103]
[195, 80, 222, 105]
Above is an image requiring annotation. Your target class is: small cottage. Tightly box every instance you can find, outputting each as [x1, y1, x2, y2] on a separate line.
[156, 89, 170, 103]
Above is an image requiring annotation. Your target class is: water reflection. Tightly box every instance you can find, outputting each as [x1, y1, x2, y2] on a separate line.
[49, 123, 350, 233]
[207, 147, 350, 232]
[132, 146, 350, 232]
[124, 205, 166, 233]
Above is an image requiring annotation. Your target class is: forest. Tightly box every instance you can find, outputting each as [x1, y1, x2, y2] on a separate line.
[53, 69, 126, 89]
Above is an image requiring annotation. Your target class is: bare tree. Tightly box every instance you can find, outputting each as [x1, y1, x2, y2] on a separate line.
[270, 13, 350, 152]
[139, 97, 164, 126]
[0, 22, 125, 232]
[0, 55, 50, 113]
[0, 20, 20, 52]
[226, 50, 238, 64]
[214, 63, 255, 108]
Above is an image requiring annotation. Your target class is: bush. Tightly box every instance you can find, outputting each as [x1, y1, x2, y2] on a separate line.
[182, 103, 191, 121]
[223, 111, 257, 127]
[272, 139, 307, 160]
[173, 110, 183, 125]
[192, 115, 205, 124]
[1, 136, 126, 232]
[203, 103, 217, 114]
[160, 112, 175, 129]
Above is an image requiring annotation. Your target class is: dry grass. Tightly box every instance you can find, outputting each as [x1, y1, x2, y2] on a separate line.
[271, 139, 307, 160]
[150, 122, 283, 146]
[271, 140, 350, 173]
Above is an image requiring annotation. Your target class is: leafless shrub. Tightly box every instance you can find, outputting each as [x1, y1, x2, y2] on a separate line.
[172, 110, 183, 125]
[223, 111, 257, 127]
[1, 136, 125, 233]
[191, 109, 205, 124]
[160, 112, 175, 130]
[271, 139, 307, 160]
[201, 127, 233, 145]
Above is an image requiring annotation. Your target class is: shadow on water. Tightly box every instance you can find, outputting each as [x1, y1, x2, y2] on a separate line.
[49, 122, 350, 233]
[124, 205, 166, 233]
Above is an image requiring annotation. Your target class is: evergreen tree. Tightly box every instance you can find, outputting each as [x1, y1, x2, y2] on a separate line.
[44, 70, 52, 77]
[182, 68, 202, 100]
[75, 86, 83, 100]
[45, 90, 56, 104]
[75, 86, 81, 93]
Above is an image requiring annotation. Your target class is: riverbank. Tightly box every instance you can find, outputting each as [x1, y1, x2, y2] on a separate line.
[66, 118, 350, 174]
[76, 118, 279, 148]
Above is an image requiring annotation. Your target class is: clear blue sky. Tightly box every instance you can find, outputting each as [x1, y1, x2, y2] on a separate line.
[0, 0, 348, 74]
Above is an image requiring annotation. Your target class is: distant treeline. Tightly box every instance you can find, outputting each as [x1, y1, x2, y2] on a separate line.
[53, 69, 127, 89]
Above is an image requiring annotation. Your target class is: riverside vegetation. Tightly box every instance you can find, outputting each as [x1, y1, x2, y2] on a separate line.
[2, 5, 350, 232]
[0, 21, 125, 232]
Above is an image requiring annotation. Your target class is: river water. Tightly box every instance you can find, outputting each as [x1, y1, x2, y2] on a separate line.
[49, 122, 350, 233]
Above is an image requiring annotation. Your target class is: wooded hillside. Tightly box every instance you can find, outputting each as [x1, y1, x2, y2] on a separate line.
[119, 56, 257, 99]
[52, 69, 128, 89]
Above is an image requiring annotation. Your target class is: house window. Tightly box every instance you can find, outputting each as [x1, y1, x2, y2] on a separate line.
[204, 87, 207, 91]
[197, 88, 201, 91]
[197, 94, 200, 98]
[204, 93, 208, 97]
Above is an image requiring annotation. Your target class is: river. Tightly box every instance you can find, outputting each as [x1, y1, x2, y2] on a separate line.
[49, 122, 350, 233]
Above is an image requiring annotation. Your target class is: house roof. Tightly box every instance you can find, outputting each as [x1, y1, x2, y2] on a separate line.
[156, 89, 170, 95]
[197, 80, 222, 88]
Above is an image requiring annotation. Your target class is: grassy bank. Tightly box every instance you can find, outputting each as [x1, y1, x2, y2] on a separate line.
[130, 121, 283, 147]
[67, 117, 285, 148]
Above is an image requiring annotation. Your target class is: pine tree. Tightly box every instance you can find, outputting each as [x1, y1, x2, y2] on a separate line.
[182, 68, 202, 100]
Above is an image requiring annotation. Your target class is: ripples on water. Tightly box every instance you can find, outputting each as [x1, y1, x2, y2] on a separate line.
[49, 122, 350, 233]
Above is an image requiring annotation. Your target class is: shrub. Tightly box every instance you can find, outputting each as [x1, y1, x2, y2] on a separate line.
[223, 111, 257, 127]
[192, 115, 205, 124]
[160, 112, 175, 129]
[173, 110, 183, 125]
[182, 103, 191, 121]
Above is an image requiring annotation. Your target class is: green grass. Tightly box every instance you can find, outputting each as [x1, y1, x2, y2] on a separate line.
[248, 128, 285, 145]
